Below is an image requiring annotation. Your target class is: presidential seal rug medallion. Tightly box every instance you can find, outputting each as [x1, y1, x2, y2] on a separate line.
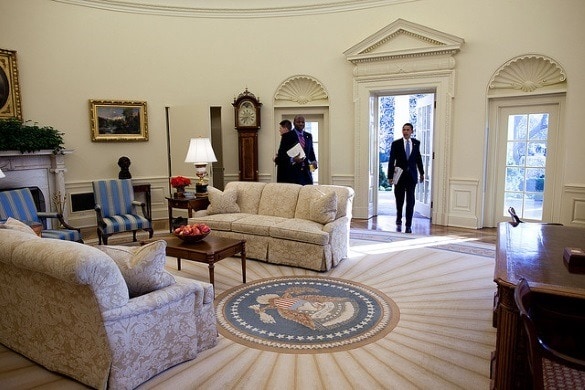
[215, 276, 400, 353]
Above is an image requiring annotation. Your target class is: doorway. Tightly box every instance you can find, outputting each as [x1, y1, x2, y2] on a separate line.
[486, 94, 564, 225]
[376, 92, 434, 227]
[276, 107, 329, 185]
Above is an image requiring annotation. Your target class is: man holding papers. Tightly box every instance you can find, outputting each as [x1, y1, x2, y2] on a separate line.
[276, 115, 318, 185]
[387, 123, 424, 233]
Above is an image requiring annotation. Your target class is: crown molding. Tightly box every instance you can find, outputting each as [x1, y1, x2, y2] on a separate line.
[52, 0, 419, 18]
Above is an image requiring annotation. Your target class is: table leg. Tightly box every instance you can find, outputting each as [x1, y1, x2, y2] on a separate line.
[207, 254, 215, 287]
[168, 204, 173, 233]
[241, 244, 246, 283]
[177, 257, 182, 271]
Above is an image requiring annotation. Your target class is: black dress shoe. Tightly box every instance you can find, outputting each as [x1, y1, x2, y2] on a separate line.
[405, 227, 412, 234]
[396, 225, 402, 232]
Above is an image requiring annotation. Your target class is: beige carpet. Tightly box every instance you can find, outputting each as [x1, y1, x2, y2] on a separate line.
[0, 233, 497, 389]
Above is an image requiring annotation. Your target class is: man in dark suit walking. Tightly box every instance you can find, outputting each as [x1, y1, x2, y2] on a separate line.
[276, 115, 318, 185]
[274, 119, 292, 183]
[388, 123, 425, 233]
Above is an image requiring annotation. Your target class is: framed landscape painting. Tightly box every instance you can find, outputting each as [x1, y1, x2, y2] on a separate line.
[90, 100, 148, 142]
[0, 48, 23, 120]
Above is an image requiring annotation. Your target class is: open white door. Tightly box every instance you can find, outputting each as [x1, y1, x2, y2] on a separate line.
[414, 94, 434, 219]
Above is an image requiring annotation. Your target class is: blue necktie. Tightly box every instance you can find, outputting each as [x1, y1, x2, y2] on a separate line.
[298, 133, 305, 149]
[405, 140, 411, 159]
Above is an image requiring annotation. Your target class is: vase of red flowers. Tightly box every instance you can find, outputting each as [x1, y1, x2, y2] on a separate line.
[170, 176, 191, 198]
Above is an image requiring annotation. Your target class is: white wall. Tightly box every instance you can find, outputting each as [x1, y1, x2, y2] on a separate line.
[1, 0, 584, 227]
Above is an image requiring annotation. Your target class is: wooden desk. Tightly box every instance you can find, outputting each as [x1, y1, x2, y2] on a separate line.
[165, 196, 209, 232]
[492, 222, 585, 389]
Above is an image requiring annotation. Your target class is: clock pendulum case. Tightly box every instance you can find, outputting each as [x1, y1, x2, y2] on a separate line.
[232, 89, 262, 181]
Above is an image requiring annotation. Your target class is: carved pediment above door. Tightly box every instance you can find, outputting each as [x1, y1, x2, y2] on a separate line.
[344, 18, 464, 77]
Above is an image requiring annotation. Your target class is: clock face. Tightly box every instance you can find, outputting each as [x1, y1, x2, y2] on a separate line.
[238, 101, 257, 127]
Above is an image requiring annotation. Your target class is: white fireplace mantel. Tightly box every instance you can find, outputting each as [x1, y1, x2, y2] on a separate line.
[0, 150, 73, 219]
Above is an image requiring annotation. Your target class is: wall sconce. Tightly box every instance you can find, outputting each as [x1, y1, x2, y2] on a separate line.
[184, 137, 217, 195]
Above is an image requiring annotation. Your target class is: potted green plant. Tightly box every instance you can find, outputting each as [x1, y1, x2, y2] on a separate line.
[0, 117, 65, 154]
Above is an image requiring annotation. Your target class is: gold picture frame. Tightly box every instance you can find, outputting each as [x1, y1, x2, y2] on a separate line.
[0, 48, 23, 120]
[90, 100, 148, 142]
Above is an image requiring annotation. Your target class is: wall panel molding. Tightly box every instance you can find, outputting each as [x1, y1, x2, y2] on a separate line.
[447, 178, 480, 229]
[561, 184, 585, 227]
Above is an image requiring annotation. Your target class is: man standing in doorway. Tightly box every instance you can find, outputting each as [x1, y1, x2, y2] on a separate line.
[388, 123, 424, 233]
[277, 115, 318, 185]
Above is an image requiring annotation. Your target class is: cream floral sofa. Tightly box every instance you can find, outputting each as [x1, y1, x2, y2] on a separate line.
[0, 219, 217, 390]
[188, 182, 354, 271]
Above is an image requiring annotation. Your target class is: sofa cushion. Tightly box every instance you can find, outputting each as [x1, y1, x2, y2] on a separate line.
[257, 183, 301, 218]
[207, 187, 240, 215]
[2, 217, 39, 237]
[224, 181, 266, 214]
[270, 219, 330, 246]
[97, 240, 175, 298]
[295, 185, 353, 221]
[309, 191, 338, 224]
[190, 213, 251, 231]
[231, 215, 288, 236]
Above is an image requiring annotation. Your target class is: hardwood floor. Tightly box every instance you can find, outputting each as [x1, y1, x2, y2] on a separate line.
[352, 190, 498, 245]
[350, 215, 497, 245]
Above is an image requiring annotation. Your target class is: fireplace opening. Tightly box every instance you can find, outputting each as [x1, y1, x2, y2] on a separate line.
[71, 192, 96, 212]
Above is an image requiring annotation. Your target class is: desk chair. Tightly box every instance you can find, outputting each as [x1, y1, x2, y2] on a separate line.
[514, 278, 585, 389]
[0, 188, 83, 242]
[92, 179, 153, 245]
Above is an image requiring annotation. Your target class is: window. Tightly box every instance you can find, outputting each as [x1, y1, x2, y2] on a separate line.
[504, 113, 548, 220]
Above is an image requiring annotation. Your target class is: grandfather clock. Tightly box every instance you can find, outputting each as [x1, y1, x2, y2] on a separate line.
[232, 89, 262, 181]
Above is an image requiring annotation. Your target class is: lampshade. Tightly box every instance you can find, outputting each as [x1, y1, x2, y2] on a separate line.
[184, 138, 217, 164]
[0, 168, 5, 179]
[184, 137, 217, 194]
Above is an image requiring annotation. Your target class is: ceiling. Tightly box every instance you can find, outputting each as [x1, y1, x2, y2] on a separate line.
[53, 0, 418, 18]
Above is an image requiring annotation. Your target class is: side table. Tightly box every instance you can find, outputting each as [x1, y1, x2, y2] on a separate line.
[166, 196, 210, 232]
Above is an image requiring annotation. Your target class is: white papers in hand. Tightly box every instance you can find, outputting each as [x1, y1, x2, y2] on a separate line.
[392, 167, 403, 185]
[287, 143, 306, 159]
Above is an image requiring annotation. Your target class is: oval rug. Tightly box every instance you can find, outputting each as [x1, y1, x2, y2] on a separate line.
[215, 276, 400, 353]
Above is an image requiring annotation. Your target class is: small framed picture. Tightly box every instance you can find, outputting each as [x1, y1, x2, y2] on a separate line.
[89, 100, 148, 142]
[0, 48, 23, 120]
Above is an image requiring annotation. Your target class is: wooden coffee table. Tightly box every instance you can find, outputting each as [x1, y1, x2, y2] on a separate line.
[158, 234, 246, 288]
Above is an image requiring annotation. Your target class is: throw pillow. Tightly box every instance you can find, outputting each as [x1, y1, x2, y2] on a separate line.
[309, 191, 338, 224]
[97, 240, 175, 297]
[2, 217, 40, 237]
[207, 186, 240, 215]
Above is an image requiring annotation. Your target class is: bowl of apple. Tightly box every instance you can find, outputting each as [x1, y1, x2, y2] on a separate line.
[173, 223, 211, 243]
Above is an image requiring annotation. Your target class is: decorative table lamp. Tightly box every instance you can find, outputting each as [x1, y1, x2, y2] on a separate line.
[184, 137, 217, 196]
[0, 168, 5, 179]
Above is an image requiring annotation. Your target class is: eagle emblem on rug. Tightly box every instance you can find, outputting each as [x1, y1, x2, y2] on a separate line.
[249, 286, 358, 330]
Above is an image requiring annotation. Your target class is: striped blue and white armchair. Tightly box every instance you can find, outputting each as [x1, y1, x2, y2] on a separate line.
[0, 187, 83, 242]
[92, 179, 153, 245]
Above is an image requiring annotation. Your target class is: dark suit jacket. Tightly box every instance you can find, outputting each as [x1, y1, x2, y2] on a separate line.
[275, 136, 291, 183]
[276, 129, 316, 185]
[388, 137, 424, 184]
